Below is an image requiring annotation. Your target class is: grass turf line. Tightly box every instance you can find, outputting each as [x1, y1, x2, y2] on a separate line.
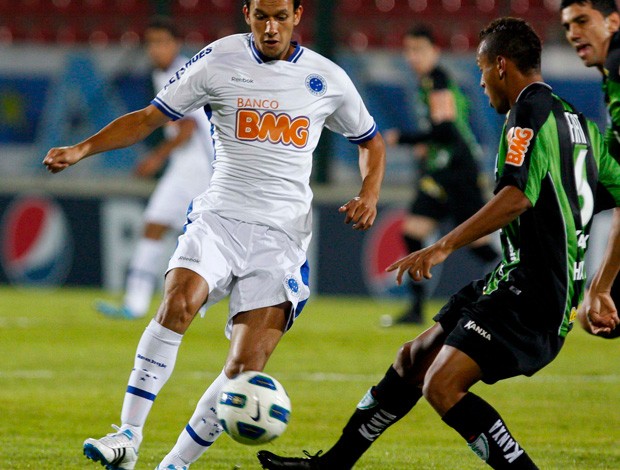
[0, 287, 618, 469]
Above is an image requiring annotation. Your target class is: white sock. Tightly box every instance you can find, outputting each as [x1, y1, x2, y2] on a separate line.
[121, 320, 183, 434]
[123, 237, 168, 317]
[158, 371, 229, 466]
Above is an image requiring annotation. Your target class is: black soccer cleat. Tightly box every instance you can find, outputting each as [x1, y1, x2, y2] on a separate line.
[257, 450, 324, 469]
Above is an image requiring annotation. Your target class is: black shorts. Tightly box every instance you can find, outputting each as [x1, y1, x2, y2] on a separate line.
[410, 166, 486, 225]
[433, 280, 565, 384]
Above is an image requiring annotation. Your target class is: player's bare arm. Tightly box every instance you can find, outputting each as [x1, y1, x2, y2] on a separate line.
[428, 89, 457, 123]
[43, 104, 170, 174]
[579, 207, 620, 334]
[387, 185, 531, 284]
[339, 132, 386, 230]
[386, 90, 458, 148]
[134, 117, 197, 178]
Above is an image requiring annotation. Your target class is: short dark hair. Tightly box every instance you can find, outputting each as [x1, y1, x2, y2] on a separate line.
[404, 24, 436, 45]
[146, 16, 181, 39]
[243, 0, 302, 9]
[560, 0, 619, 16]
[479, 17, 542, 74]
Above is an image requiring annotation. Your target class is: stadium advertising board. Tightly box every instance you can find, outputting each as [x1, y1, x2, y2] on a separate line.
[0, 194, 484, 297]
[0, 194, 611, 298]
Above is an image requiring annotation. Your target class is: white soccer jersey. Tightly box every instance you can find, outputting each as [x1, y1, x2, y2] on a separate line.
[153, 33, 377, 250]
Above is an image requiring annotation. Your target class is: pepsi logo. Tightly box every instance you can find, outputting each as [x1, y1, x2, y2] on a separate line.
[361, 208, 443, 299]
[361, 208, 408, 298]
[0, 196, 73, 286]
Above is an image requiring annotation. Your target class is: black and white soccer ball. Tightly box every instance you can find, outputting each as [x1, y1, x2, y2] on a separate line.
[216, 371, 291, 445]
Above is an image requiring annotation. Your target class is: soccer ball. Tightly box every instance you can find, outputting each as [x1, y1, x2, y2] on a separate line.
[216, 371, 291, 445]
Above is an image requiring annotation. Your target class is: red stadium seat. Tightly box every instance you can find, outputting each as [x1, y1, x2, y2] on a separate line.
[55, 24, 80, 44]
[0, 24, 13, 43]
[48, 0, 82, 14]
[210, 0, 235, 13]
[83, 0, 107, 14]
[113, 0, 151, 15]
[0, 0, 565, 48]
[173, 0, 209, 14]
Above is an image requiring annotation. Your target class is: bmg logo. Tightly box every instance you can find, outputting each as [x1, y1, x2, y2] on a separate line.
[236, 109, 310, 148]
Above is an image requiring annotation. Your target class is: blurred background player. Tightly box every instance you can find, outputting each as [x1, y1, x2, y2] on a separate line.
[257, 17, 620, 469]
[95, 16, 214, 320]
[383, 25, 497, 325]
[561, 0, 620, 338]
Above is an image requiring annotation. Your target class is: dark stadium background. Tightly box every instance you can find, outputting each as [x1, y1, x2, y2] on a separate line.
[0, 0, 612, 298]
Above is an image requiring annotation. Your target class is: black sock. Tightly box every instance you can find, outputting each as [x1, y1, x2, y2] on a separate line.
[403, 235, 424, 319]
[470, 244, 499, 263]
[321, 366, 423, 469]
[442, 393, 538, 469]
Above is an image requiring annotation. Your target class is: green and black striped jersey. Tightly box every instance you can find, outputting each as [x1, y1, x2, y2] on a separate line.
[602, 31, 620, 163]
[418, 66, 482, 172]
[484, 83, 620, 338]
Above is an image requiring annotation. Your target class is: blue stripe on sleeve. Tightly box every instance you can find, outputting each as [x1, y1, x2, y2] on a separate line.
[151, 98, 184, 121]
[348, 122, 378, 144]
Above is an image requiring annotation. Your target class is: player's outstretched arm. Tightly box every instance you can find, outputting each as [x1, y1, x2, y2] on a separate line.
[339, 132, 386, 230]
[579, 208, 620, 335]
[43, 104, 170, 174]
[387, 185, 531, 285]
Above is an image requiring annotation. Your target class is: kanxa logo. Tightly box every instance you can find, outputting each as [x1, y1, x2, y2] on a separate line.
[464, 320, 491, 340]
[489, 419, 525, 463]
[359, 409, 398, 442]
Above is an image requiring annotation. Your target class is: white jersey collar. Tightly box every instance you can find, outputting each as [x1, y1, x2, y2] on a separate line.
[248, 33, 304, 64]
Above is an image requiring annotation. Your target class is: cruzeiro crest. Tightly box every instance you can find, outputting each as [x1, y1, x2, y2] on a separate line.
[284, 274, 301, 298]
[305, 74, 327, 96]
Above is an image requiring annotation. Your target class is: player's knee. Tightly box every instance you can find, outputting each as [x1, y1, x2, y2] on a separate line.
[422, 369, 461, 414]
[394, 339, 428, 383]
[394, 341, 415, 374]
[157, 289, 197, 330]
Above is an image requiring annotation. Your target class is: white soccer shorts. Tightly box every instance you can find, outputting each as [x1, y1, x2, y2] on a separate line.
[167, 210, 310, 338]
[143, 155, 211, 230]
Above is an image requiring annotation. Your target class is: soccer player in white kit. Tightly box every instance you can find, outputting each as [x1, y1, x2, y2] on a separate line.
[95, 17, 214, 320]
[43, 1, 386, 469]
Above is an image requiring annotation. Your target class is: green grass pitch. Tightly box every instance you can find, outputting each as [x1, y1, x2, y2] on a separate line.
[1, 286, 619, 469]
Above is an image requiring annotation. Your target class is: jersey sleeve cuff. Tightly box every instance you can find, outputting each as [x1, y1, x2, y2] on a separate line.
[494, 176, 536, 206]
[151, 97, 184, 121]
[348, 122, 377, 144]
[494, 175, 524, 195]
